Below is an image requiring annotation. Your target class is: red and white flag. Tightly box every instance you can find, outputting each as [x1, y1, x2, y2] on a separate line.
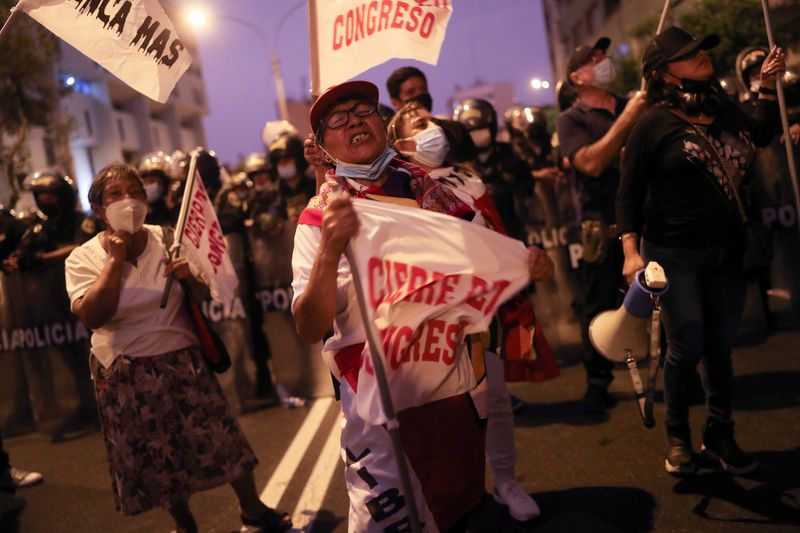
[177, 172, 238, 306]
[348, 198, 529, 424]
[313, 0, 453, 89]
[18, 0, 192, 102]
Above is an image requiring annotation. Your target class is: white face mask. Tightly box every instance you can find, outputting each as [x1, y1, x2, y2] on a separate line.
[104, 198, 147, 233]
[277, 163, 297, 180]
[591, 57, 616, 89]
[144, 182, 163, 203]
[400, 122, 450, 168]
[470, 127, 493, 150]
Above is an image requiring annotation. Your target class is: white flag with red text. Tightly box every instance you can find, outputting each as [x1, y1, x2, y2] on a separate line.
[348, 198, 529, 424]
[314, 0, 453, 90]
[18, 0, 192, 102]
[178, 172, 238, 306]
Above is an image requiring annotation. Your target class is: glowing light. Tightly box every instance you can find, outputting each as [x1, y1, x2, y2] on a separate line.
[187, 8, 207, 27]
[530, 78, 542, 90]
[542, 80, 550, 89]
[65, 76, 76, 86]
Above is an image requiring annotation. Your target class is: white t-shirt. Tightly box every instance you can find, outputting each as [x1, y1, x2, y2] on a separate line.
[65, 225, 198, 369]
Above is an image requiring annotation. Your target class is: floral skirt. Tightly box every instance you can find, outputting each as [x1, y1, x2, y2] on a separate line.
[92, 347, 258, 515]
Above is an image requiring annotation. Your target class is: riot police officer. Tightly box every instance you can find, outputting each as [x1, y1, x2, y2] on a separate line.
[139, 151, 177, 226]
[454, 98, 533, 242]
[243, 152, 283, 236]
[214, 171, 252, 236]
[3, 170, 98, 273]
[268, 134, 316, 220]
[504, 105, 562, 184]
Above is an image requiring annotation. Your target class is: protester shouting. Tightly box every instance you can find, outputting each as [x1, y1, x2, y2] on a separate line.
[64, 165, 291, 533]
[292, 81, 553, 532]
[388, 101, 553, 523]
[556, 37, 648, 414]
[617, 27, 784, 476]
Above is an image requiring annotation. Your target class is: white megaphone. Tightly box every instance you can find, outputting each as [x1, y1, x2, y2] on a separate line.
[589, 262, 668, 362]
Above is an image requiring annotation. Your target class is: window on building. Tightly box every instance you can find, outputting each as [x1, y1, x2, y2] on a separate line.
[117, 118, 126, 141]
[83, 110, 93, 137]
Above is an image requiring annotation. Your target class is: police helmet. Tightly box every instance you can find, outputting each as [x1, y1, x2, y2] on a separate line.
[138, 151, 172, 178]
[735, 46, 768, 91]
[175, 148, 222, 194]
[25, 169, 77, 214]
[268, 135, 308, 174]
[262, 120, 299, 149]
[243, 152, 271, 177]
[230, 171, 253, 189]
[453, 98, 498, 138]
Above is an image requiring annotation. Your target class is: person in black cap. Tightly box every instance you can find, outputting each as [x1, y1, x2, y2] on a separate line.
[556, 37, 647, 414]
[617, 27, 784, 476]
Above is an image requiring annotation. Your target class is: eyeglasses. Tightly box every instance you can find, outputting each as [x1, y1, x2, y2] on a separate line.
[322, 102, 377, 129]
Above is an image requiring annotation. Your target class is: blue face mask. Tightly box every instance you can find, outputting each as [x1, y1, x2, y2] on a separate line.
[334, 146, 397, 181]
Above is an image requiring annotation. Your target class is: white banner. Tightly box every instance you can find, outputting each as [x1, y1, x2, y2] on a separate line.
[19, 0, 192, 102]
[179, 171, 238, 306]
[314, 0, 453, 90]
[348, 198, 529, 424]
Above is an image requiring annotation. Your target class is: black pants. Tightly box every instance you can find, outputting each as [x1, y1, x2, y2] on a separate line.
[578, 239, 624, 388]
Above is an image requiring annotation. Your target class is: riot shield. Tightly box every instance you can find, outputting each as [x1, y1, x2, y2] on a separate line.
[523, 179, 584, 355]
[249, 219, 330, 399]
[751, 139, 800, 330]
[202, 233, 259, 413]
[0, 272, 34, 435]
[3, 264, 96, 439]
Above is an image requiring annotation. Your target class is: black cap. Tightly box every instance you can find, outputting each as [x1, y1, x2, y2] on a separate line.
[566, 37, 611, 77]
[642, 26, 720, 78]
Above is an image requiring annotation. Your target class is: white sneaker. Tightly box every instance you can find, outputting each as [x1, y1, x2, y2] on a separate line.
[493, 480, 540, 522]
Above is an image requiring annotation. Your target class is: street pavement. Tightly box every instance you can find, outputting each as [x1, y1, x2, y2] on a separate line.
[2, 331, 799, 532]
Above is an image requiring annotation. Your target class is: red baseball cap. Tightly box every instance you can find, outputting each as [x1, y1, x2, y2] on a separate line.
[309, 80, 380, 132]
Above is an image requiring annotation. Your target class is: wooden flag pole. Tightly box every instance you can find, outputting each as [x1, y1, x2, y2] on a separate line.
[345, 243, 424, 533]
[160, 152, 199, 308]
[306, 0, 321, 98]
[759, 0, 800, 237]
[640, 0, 673, 91]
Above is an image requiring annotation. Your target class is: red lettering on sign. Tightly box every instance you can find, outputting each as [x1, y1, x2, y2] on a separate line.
[367, 257, 385, 309]
[406, 5, 421, 31]
[367, 1, 379, 34]
[422, 319, 444, 362]
[434, 273, 459, 305]
[333, 15, 344, 49]
[391, 1, 408, 28]
[419, 12, 435, 38]
[466, 276, 489, 311]
[207, 220, 226, 274]
[378, 0, 392, 31]
[484, 279, 511, 316]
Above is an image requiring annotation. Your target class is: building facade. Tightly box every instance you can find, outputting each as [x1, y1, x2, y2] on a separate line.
[3, 32, 209, 212]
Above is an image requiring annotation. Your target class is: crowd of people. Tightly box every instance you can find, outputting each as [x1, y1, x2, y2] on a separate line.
[1, 24, 798, 533]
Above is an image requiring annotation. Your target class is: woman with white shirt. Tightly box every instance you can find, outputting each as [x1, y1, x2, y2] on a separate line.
[64, 165, 290, 533]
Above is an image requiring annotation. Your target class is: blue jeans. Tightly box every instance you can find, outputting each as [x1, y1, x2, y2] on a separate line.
[643, 241, 746, 430]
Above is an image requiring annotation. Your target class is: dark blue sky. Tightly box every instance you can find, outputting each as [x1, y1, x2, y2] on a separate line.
[187, 0, 554, 164]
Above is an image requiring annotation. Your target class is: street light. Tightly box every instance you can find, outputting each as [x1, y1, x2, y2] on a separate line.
[185, 4, 304, 121]
[530, 78, 551, 90]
